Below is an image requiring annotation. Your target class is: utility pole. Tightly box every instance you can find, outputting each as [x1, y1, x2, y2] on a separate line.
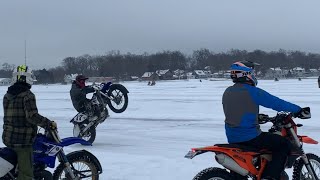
[24, 40, 27, 65]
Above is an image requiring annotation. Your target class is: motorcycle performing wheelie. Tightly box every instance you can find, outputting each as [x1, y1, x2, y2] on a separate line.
[71, 81, 129, 143]
[185, 111, 320, 180]
[0, 126, 102, 180]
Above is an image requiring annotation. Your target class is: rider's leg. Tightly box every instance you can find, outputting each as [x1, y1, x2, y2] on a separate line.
[238, 132, 291, 180]
[13, 146, 34, 180]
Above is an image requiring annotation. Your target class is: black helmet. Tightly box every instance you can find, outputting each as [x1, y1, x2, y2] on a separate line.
[75, 74, 88, 82]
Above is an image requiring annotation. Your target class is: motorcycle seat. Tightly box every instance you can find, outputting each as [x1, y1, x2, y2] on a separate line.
[0, 147, 17, 165]
[215, 143, 261, 152]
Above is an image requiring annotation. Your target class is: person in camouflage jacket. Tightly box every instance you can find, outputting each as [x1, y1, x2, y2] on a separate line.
[2, 65, 56, 180]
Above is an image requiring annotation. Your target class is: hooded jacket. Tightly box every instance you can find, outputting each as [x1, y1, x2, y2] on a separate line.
[2, 82, 51, 148]
[70, 81, 95, 112]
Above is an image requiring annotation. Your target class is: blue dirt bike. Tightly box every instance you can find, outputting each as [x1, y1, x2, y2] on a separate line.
[0, 128, 102, 180]
[71, 82, 129, 143]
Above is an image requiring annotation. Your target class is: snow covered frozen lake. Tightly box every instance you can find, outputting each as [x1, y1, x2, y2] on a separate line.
[0, 78, 320, 180]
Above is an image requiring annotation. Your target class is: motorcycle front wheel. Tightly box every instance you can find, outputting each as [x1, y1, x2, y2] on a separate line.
[106, 85, 128, 113]
[293, 153, 320, 180]
[53, 152, 99, 180]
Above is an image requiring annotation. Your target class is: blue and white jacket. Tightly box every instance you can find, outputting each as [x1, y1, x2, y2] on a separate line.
[222, 83, 301, 143]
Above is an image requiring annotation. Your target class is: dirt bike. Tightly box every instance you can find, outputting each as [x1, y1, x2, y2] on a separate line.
[71, 82, 129, 143]
[0, 127, 102, 180]
[185, 111, 320, 180]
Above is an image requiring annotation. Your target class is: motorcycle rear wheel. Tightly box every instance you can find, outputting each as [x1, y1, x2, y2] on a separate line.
[35, 170, 53, 180]
[193, 167, 233, 180]
[73, 124, 96, 144]
[53, 153, 99, 180]
[293, 153, 320, 180]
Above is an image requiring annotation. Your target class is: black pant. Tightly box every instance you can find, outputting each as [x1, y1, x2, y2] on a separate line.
[238, 132, 291, 180]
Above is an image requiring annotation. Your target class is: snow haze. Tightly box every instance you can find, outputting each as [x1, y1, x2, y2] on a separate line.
[1, 1, 320, 68]
[0, 78, 320, 180]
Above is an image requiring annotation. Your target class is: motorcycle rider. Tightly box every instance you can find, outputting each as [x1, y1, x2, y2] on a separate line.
[2, 65, 57, 180]
[222, 61, 310, 180]
[70, 74, 103, 121]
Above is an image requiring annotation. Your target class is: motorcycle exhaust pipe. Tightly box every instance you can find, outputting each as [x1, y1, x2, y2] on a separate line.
[215, 153, 249, 176]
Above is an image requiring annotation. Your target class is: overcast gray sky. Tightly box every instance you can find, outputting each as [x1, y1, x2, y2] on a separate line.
[1, 0, 320, 69]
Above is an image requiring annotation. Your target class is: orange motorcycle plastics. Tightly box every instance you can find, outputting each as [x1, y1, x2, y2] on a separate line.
[190, 145, 269, 178]
[299, 135, 318, 144]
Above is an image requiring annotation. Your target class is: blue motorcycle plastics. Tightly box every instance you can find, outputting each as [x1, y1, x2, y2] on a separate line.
[33, 134, 92, 168]
[0, 147, 17, 166]
[60, 137, 92, 146]
[101, 82, 112, 93]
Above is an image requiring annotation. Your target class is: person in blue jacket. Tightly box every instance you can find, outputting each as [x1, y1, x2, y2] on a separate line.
[222, 61, 310, 180]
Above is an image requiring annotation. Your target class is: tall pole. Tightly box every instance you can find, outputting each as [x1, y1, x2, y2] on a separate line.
[24, 40, 27, 65]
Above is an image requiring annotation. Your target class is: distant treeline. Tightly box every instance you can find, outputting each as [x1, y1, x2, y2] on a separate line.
[1, 49, 320, 84]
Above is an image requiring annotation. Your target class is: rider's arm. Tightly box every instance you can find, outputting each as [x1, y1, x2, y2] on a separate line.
[81, 86, 95, 94]
[247, 85, 301, 113]
[23, 92, 51, 128]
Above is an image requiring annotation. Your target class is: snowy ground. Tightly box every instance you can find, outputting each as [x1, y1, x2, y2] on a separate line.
[0, 78, 320, 180]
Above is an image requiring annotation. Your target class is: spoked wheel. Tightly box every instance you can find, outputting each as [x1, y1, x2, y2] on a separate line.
[107, 85, 128, 113]
[73, 124, 96, 144]
[53, 154, 99, 180]
[193, 167, 233, 180]
[293, 153, 320, 180]
[34, 170, 53, 180]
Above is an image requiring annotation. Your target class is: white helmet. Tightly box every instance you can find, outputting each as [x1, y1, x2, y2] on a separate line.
[12, 65, 36, 85]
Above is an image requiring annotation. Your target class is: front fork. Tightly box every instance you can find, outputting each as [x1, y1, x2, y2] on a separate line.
[57, 151, 79, 180]
[288, 125, 318, 180]
[300, 154, 318, 180]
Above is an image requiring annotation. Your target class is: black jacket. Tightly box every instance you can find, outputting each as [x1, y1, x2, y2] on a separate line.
[70, 82, 95, 112]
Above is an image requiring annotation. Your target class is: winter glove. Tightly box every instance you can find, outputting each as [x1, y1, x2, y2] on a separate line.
[49, 121, 58, 130]
[294, 107, 311, 119]
[258, 114, 269, 123]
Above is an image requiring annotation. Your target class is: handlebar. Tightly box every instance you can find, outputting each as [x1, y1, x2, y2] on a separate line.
[91, 84, 101, 91]
[44, 128, 62, 143]
[258, 112, 294, 124]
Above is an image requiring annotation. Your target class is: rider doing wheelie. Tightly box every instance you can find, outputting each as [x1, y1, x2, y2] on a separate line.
[70, 74, 108, 122]
[222, 61, 310, 180]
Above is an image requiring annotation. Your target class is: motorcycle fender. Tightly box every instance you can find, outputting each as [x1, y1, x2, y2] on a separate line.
[59, 137, 92, 147]
[66, 150, 103, 174]
[110, 84, 129, 93]
[299, 135, 318, 144]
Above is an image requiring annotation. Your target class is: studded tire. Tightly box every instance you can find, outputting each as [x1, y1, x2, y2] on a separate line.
[193, 167, 233, 180]
[292, 153, 320, 180]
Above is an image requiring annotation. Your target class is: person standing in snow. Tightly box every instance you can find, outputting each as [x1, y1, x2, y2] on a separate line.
[222, 61, 310, 180]
[2, 65, 57, 180]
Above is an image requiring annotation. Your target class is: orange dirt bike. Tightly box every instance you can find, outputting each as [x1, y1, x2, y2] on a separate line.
[185, 111, 320, 180]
